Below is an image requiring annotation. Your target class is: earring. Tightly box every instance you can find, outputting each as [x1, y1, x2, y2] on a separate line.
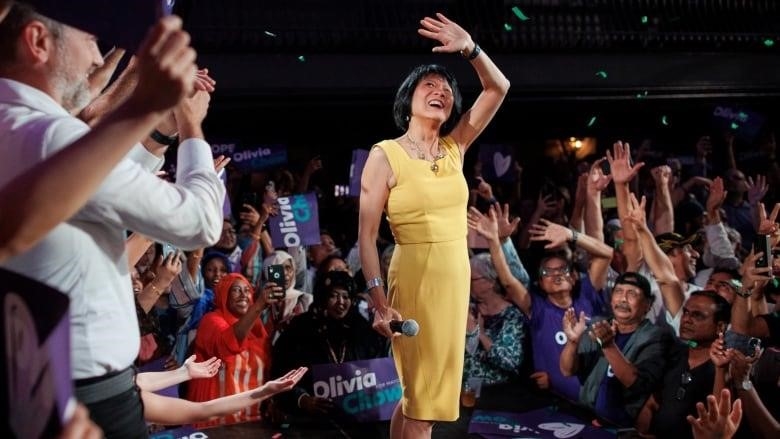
[405, 115, 410, 122]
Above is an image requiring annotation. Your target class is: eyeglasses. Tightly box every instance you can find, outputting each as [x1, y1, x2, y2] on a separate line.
[675, 371, 692, 400]
[540, 266, 570, 277]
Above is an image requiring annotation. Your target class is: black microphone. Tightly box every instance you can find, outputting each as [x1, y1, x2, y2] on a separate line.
[389, 319, 420, 337]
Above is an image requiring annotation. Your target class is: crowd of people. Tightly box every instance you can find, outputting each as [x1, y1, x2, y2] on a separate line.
[0, 1, 778, 439]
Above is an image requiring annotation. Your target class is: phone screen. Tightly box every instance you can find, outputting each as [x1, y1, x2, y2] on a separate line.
[754, 234, 772, 268]
[267, 264, 286, 293]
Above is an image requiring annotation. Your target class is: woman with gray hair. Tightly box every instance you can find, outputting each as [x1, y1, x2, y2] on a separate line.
[464, 252, 526, 386]
[262, 250, 313, 342]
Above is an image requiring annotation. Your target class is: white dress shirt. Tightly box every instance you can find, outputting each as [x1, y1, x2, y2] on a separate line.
[0, 78, 225, 379]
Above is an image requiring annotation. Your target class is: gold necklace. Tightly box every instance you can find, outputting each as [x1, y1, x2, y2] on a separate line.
[406, 134, 446, 173]
[325, 339, 347, 364]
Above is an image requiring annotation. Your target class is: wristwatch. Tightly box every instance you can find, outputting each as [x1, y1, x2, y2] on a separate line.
[737, 379, 753, 391]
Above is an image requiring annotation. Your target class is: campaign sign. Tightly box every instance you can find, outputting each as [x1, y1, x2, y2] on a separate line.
[349, 149, 370, 197]
[311, 357, 401, 422]
[711, 105, 766, 143]
[478, 144, 516, 183]
[468, 408, 615, 439]
[151, 425, 209, 439]
[0, 268, 72, 439]
[268, 193, 321, 247]
[210, 142, 288, 172]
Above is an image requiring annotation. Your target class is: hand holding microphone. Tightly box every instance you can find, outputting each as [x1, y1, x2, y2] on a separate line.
[389, 319, 420, 337]
[371, 305, 403, 338]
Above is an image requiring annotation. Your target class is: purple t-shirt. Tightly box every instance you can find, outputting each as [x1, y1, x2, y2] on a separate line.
[529, 274, 608, 402]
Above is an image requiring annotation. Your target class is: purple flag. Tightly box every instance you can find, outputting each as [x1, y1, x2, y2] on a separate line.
[1, 268, 72, 438]
[349, 149, 369, 197]
[311, 357, 401, 422]
[220, 170, 232, 220]
[211, 141, 288, 172]
[268, 193, 321, 247]
[468, 408, 615, 439]
[478, 144, 516, 183]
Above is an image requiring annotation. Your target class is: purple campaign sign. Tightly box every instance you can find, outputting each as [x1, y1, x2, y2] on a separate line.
[311, 357, 401, 422]
[268, 193, 321, 247]
[468, 408, 615, 439]
[0, 268, 72, 439]
[349, 149, 369, 197]
[210, 142, 288, 172]
[220, 170, 232, 220]
[150, 425, 205, 439]
[478, 144, 516, 183]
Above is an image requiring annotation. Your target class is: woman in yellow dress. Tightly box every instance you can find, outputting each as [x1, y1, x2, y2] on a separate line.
[358, 12, 510, 439]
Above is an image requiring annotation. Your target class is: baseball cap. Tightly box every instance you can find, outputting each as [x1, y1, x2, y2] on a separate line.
[655, 232, 699, 254]
[614, 272, 653, 300]
[21, 0, 176, 50]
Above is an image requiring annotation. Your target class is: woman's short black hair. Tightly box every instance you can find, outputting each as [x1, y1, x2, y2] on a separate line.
[392, 64, 463, 136]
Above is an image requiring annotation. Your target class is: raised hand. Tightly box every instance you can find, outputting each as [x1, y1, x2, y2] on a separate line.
[709, 332, 733, 369]
[534, 193, 558, 218]
[129, 16, 197, 114]
[496, 203, 521, 241]
[706, 177, 727, 214]
[467, 206, 499, 242]
[739, 250, 772, 293]
[304, 156, 323, 176]
[213, 155, 231, 173]
[587, 158, 612, 194]
[529, 218, 572, 249]
[475, 177, 494, 201]
[746, 174, 768, 205]
[650, 165, 672, 187]
[417, 13, 472, 54]
[623, 193, 648, 231]
[756, 202, 780, 235]
[239, 204, 262, 227]
[194, 68, 216, 93]
[606, 141, 644, 185]
[86, 47, 126, 102]
[686, 389, 742, 439]
[153, 250, 183, 288]
[589, 320, 617, 348]
[562, 308, 587, 344]
[183, 355, 221, 380]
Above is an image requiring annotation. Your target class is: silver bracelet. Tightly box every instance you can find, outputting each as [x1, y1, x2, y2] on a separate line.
[366, 277, 384, 289]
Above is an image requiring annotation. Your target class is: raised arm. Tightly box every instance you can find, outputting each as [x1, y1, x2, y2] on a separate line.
[136, 355, 221, 392]
[623, 193, 685, 318]
[141, 367, 307, 425]
[651, 165, 675, 235]
[559, 308, 588, 376]
[0, 17, 195, 262]
[468, 207, 531, 315]
[418, 13, 510, 152]
[608, 141, 645, 271]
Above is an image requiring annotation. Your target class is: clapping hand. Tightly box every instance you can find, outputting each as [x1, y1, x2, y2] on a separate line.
[562, 308, 587, 344]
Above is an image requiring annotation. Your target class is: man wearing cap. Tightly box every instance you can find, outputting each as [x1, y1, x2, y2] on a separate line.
[650, 232, 704, 332]
[560, 272, 670, 428]
[0, 2, 224, 437]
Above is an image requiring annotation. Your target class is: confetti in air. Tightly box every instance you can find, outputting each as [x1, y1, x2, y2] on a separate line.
[764, 38, 775, 47]
[504, 23, 513, 31]
[636, 90, 648, 99]
[661, 115, 669, 126]
[587, 116, 597, 127]
[730, 122, 740, 130]
[511, 6, 530, 21]
[641, 16, 648, 24]
[297, 55, 306, 62]
[264, 31, 277, 37]
[595, 71, 608, 79]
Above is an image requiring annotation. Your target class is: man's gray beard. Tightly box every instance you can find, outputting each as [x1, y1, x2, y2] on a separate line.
[60, 80, 91, 114]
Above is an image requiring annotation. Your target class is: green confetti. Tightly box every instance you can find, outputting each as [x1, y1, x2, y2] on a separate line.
[587, 116, 597, 127]
[764, 38, 775, 47]
[661, 115, 669, 126]
[511, 6, 530, 21]
[297, 55, 306, 62]
[641, 16, 648, 24]
[636, 90, 648, 99]
[595, 70, 608, 79]
[504, 23, 513, 31]
[730, 122, 740, 130]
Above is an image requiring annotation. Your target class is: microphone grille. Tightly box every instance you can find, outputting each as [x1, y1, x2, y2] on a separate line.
[401, 319, 420, 336]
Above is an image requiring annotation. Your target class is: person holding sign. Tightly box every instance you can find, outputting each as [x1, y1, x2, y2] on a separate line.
[358, 12, 509, 439]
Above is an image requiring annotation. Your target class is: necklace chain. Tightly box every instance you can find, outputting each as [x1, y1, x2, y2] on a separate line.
[325, 339, 347, 364]
[406, 134, 446, 173]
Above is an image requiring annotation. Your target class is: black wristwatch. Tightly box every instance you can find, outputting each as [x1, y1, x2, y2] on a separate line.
[149, 129, 179, 146]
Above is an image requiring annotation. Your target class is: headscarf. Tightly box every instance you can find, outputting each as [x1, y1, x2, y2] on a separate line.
[213, 272, 254, 324]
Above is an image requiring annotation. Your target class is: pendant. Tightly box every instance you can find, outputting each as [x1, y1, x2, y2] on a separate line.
[431, 162, 439, 173]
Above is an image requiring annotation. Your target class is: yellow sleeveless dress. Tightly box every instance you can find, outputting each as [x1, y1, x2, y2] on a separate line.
[376, 136, 470, 421]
